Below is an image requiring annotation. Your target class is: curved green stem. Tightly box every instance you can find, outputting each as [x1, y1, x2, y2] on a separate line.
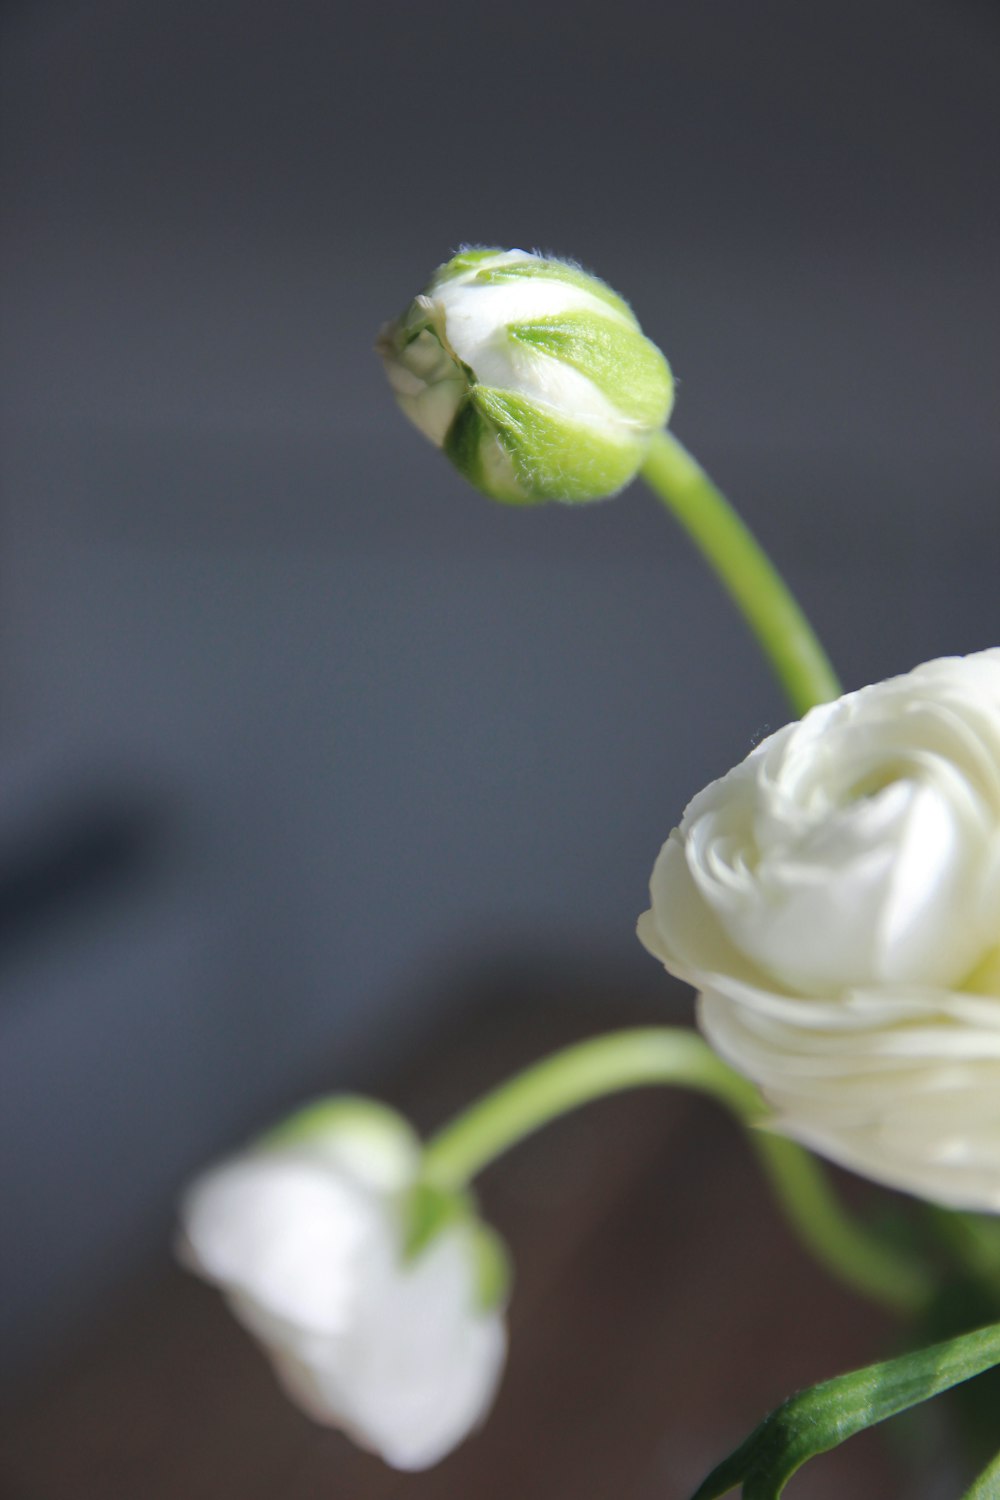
[424, 1028, 757, 1183]
[749, 1131, 930, 1320]
[640, 430, 841, 716]
[422, 1027, 931, 1318]
[925, 1206, 1000, 1302]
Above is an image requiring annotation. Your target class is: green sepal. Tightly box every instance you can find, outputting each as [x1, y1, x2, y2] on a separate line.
[443, 395, 528, 504]
[437, 246, 504, 279]
[261, 1095, 418, 1157]
[691, 1320, 1000, 1500]
[402, 1181, 511, 1313]
[471, 255, 637, 325]
[472, 385, 644, 503]
[469, 1219, 512, 1313]
[403, 1180, 474, 1260]
[509, 313, 673, 428]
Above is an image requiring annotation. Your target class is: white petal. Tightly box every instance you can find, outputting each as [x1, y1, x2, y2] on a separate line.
[269, 1228, 507, 1470]
[644, 831, 765, 989]
[698, 987, 1000, 1210]
[178, 1156, 386, 1334]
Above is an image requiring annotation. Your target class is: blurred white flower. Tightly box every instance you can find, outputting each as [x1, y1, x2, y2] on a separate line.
[639, 649, 1000, 1212]
[177, 1099, 507, 1470]
[379, 247, 673, 504]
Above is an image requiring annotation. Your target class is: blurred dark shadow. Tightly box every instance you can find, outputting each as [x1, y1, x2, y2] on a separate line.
[0, 794, 162, 972]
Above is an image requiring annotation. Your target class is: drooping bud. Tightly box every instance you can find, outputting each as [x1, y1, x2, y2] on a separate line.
[177, 1096, 508, 1471]
[378, 248, 674, 504]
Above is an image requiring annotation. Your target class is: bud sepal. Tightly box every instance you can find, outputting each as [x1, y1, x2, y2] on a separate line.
[380, 248, 674, 505]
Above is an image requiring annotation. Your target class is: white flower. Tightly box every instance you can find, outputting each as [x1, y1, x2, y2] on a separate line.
[177, 1099, 507, 1470]
[638, 649, 1000, 1212]
[378, 247, 673, 504]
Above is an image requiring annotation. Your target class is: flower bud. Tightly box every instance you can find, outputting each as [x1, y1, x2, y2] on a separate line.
[177, 1097, 508, 1470]
[379, 248, 674, 504]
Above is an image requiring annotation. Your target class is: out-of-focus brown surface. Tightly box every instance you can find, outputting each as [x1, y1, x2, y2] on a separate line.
[0, 995, 919, 1499]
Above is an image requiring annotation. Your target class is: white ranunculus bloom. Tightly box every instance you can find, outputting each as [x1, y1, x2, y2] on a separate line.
[379, 247, 673, 504]
[638, 649, 1000, 1212]
[177, 1100, 507, 1470]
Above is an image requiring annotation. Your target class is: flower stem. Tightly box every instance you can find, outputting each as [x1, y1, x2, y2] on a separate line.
[749, 1131, 930, 1319]
[422, 1027, 931, 1318]
[423, 1028, 758, 1183]
[923, 1206, 1000, 1302]
[640, 430, 841, 716]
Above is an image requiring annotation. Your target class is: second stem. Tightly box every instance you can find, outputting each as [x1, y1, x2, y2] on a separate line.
[422, 1027, 931, 1318]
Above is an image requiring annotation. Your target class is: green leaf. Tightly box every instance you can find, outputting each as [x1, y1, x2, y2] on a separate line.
[962, 1445, 1000, 1499]
[691, 1321, 1000, 1500]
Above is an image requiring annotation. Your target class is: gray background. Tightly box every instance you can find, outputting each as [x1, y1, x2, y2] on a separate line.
[2, 0, 999, 1388]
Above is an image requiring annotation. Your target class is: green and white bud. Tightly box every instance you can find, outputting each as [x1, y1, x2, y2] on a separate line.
[378, 248, 674, 505]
